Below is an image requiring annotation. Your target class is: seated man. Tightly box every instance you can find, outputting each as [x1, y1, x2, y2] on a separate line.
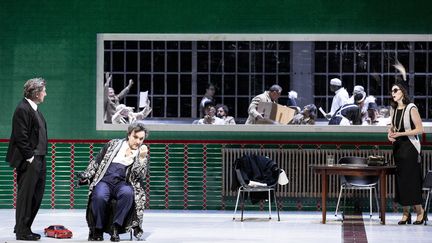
[78, 123, 149, 242]
[216, 104, 236, 124]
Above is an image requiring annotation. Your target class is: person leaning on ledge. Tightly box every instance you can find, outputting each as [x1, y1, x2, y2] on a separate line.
[245, 84, 282, 124]
[6, 78, 48, 241]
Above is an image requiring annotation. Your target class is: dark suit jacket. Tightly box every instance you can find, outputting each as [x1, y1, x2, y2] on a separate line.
[5, 98, 47, 168]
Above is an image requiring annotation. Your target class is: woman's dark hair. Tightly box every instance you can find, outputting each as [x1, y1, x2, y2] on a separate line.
[390, 83, 411, 109]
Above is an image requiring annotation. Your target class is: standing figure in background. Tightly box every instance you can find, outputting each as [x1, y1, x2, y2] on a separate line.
[216, 104, 236, 125]
[245, 84, 282, 124]
[347, 85, 365, 104]
[199, 83, 216, 118]
[6, 78, 48, 241]
[388, 71, 426, 225]
[104, 72, 134, 123]
[325, 78, 349, 119]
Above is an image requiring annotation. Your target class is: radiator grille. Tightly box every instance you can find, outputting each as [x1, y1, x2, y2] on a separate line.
[222, 148, 432, 199]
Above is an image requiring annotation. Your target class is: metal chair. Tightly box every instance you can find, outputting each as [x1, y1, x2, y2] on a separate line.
[334, 156, 380, 218]
[232, 166, 280, 221]
[422, 170, 432, 225]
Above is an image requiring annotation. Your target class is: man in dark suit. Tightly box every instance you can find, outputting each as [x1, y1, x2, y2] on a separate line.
[6, 78, 48, 241]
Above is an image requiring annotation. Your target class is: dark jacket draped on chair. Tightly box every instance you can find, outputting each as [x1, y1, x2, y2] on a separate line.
[231, 154, 280, 203]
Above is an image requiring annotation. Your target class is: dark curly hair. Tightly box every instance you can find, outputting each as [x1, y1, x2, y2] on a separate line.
[390, 82, 411, 109]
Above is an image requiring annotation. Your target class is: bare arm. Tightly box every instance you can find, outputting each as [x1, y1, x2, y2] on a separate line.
[117, 79, 134, 99]
[104, 72, 112, 87]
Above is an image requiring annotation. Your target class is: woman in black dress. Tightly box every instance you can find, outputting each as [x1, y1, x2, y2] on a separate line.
[388, 82, 426, 225]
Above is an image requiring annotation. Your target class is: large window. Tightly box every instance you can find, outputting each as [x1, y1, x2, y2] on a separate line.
[97, 34, 432, 131]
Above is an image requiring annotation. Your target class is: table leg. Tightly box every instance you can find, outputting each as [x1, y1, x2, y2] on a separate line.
[379, 171, 386, 225]
[321, 170, 328, 224]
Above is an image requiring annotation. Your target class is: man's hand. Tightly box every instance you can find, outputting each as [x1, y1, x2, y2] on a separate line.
[76, 172, 89, 186]
[256, 113, 264, 120]
[203, 115, 212, 124]
[105, 72, 112, 85]
[128, 79, 134, 87]
[139, 145, 148, 161]
[26, 156, 34, 164]
[324, 113, 332, 119]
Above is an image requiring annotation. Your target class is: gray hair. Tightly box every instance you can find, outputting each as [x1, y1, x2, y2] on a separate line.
[269, 84, 282, 93]
[23, 78, 46, 99]
[127, 122, 149, 139]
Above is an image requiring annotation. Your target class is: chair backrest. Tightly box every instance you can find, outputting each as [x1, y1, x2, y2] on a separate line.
[233, 154, 280, 188]
[339, 156, 379, 186]
[235, 168, 248, 187]
[423, 170, 432, 189]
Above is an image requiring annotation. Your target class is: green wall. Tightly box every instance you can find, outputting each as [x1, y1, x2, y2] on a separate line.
[1, 0, 432, 139]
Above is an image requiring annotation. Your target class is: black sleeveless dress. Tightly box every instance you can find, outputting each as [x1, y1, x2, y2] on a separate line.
[392, 108, 423, 206]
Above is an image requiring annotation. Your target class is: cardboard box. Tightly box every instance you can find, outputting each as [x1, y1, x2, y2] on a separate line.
[256, 102, 296, 125]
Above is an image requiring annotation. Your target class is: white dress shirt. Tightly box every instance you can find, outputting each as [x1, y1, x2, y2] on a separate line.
[112, 141, 139, 166]
[25, 98, 38, 163]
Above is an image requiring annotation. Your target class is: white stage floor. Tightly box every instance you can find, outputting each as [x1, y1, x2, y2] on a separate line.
[0, 209, 431, 242]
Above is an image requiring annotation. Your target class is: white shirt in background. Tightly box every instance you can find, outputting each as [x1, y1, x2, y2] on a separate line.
[330, 87, 349, 116]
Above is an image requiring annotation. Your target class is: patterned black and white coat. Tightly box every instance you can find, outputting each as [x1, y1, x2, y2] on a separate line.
[80, 138, 149, 236]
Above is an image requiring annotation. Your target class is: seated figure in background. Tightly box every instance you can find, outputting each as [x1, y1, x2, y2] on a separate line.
[216, 104, 236, 125]
[197, 102, 224, 125]
[112, 104, 152, 124]
[290, 104, 317, 125]
[77, 123, 149, 242]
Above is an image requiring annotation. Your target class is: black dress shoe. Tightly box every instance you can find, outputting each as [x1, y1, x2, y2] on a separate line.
[413, 212, 428, 225]
[16, 233, 39, 241]
[88, 228, 104, 241]
[110, 225, 120, 242]
[133, 227, 143, 239]
[398, 213, 412, 225]
[32, 233, 41, 240]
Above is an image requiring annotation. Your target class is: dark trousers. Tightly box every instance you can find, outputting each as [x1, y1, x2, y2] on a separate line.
[91, 181, 134, 229]
[15, 155, 46, 236]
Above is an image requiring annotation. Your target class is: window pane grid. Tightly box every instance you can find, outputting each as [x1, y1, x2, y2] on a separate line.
[314, 41, 432, 119]
[104, 40, 290, 122]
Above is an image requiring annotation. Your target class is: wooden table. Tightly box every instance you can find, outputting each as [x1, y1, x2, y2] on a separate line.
[310, 164, 396, 225]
